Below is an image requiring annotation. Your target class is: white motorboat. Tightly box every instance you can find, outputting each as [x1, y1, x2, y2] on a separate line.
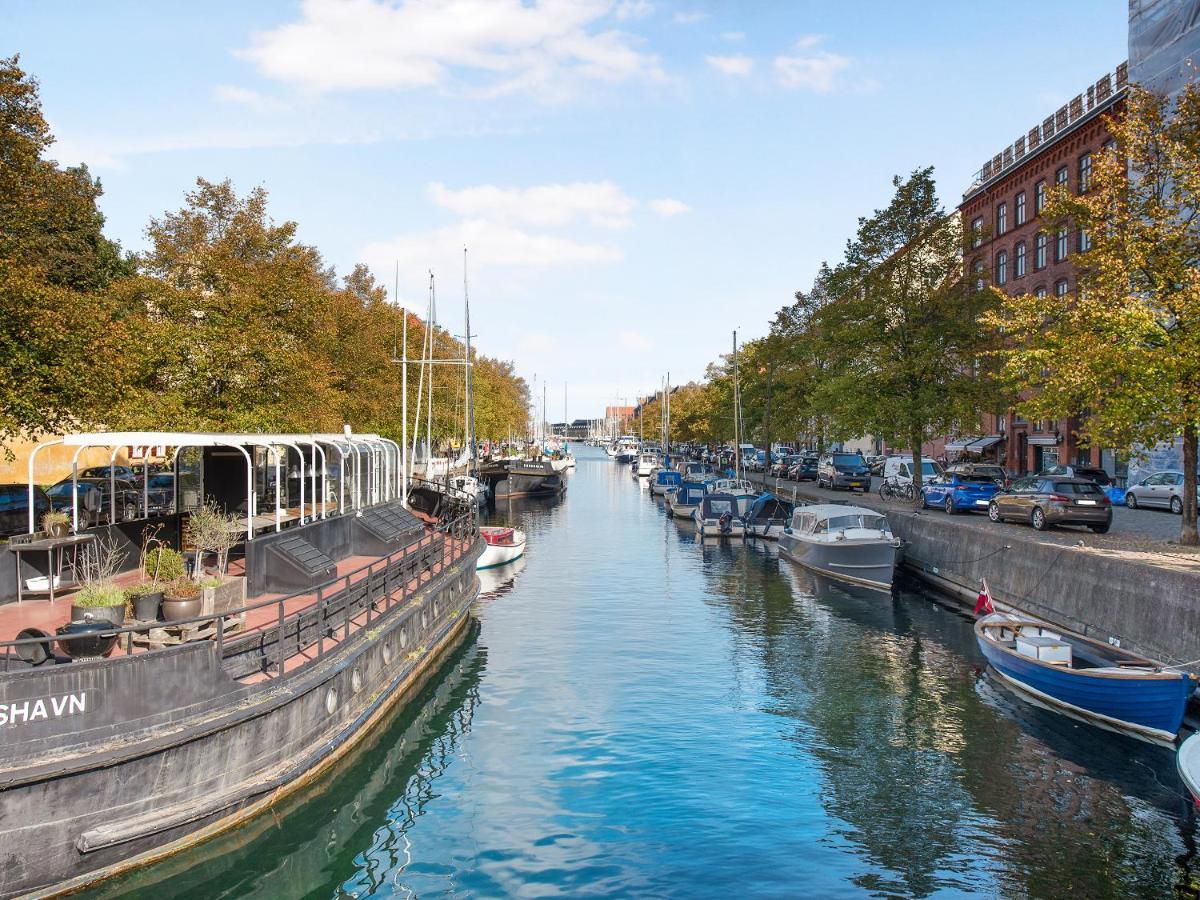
[448, 474, 489, 507]
[712, 477, 758, 516]
[477, 525, 527, 569]
[694, 492, 745, 537]
[635, 451, 659, 477]
[779, 504, 900, 592]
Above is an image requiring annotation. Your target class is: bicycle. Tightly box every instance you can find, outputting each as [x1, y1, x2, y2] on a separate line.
[878, 476, 914, 503]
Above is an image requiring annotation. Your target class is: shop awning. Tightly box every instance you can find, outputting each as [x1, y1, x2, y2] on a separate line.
[944, 437, 978, 452]
[1027, 434, 1060, 446]
[966, 435, 1003, 451]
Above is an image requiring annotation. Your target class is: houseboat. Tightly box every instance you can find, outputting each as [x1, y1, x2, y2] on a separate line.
[0, 429, 483, 898]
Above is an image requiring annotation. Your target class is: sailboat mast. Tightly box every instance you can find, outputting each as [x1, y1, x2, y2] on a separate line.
[733, 330, 741, 480]
[463, 247, 476, 476]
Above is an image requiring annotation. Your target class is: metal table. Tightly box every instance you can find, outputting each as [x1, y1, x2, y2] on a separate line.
[9, 534, 96, 604]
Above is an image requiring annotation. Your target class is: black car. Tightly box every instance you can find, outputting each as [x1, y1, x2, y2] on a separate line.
[1039, 464, 1112, 487]
[0, 483, 51, 539]
[46, 477, 142, 526]
[77, 465, 143, 483]
[818, 452, 871, 492]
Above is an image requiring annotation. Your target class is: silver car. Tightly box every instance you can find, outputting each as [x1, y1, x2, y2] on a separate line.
[1124, 471, 1193, 513]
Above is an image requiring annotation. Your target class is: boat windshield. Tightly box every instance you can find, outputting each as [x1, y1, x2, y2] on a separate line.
[820, 513, 890, 533]
[706, 499, 736, 515]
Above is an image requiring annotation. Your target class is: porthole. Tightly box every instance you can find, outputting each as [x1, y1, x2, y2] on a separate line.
[351, 669, 363, 693]
[421, 610, 429, 628]
[382, 643, 393, 665]
[325, 688, 338, 715]
[399, 628, 408, 649]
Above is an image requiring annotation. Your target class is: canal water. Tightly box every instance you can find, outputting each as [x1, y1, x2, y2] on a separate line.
[95, 446, 1198, 898]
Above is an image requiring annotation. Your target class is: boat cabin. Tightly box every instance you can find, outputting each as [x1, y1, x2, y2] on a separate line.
[788, 505, 893, 539]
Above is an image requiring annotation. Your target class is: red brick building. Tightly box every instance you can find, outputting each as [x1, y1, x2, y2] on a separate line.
[958, 62, 1127, 475]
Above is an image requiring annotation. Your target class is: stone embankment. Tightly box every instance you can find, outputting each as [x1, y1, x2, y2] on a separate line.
[748, 472, 1200, 668]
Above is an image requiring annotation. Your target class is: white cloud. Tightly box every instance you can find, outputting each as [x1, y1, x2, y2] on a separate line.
[240, 0, 662, 98]
[213, 84, 289, 113]
[705, 55, 753, 77]
[650, 198, 690, 217]
[774, 37, 851, 92]
[614, 0, 653, 19]
[672, 10, 707, 24]
[619, 330, 654, 351]
[721, 31, 745, 42]
[428, 181, 635, 229]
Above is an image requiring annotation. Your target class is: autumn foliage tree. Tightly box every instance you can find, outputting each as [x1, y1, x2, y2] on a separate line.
[986, 84, 1200, 545]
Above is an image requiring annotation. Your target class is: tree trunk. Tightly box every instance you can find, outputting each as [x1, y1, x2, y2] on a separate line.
[1182, 424, 1198, 546]
[910, 427, 924, 507]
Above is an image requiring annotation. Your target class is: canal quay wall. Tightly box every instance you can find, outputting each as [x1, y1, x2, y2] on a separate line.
[749, 474, 1200, 668]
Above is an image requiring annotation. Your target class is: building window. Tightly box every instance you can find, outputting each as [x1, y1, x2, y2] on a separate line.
[996, 250, 1008, 285]
[1056, 166, 1068, 189]
[1078, 227, 1091, 252]
[1015, 191, 1026, 225]
[972, 258, 985, 291]
[1078, 153, 1092, 193]
[1055, 227, 1068, 262]
[997, 202, 1007, 236]
[1014, 241, 1026, 278]
[1035, 179, 1046, 214]
[971, 216, 983, 249]
[1034, 232, 1047, 269]
[1035, 285, 1048, 297]
[1055, 278, 1069, 297]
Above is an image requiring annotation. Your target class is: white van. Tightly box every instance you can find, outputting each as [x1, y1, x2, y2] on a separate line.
[883, 456, 944, 486]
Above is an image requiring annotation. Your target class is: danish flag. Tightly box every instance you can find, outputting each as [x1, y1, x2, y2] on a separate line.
[974, 578, 995, 616]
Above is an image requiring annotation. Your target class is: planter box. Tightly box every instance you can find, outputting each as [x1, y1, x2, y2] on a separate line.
[200, 575, 247, 617]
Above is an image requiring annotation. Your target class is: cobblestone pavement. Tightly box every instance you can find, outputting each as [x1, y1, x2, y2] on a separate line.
[747, 472, 1200, 565]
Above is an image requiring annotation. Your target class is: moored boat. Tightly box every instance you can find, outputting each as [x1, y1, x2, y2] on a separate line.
[975, 612, 1193, 747]
[650, 469, 682, 497]
[635, 451, 659, 478]
[477, 525, 527, 569]
[664, 478, 711, 520]
[1178, 732, 1200, 805]
[779, 504, 899, 592]
[694, 492, 745, 537]
[743, 493, 794, 540]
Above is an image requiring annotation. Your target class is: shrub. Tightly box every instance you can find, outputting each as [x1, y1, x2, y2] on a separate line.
[145, 546, 185, 583]
[199, 575, 223, 589]
[73, 583, 126, 608]
[41, 510, 69, 529]
[165, 579, 200, 600]
[126, 582, 163, 599]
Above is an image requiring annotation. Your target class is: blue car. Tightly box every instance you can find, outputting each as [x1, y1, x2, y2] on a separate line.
[920, 473, 1001, 514]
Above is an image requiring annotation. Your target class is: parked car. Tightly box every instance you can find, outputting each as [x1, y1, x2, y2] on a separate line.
[869, 455, 889, 477]
[770, 454, 797, 478]
[817, 452, 871, 492]
[920, 473, 1002, 515]
[882, 456, 945, 487]
[788, 455, 819, 482]
[747, 450, 768, 473]
[946, 462, 1010, 488]
[1124, 471, 1195, 513]
[987, 476, 1112, 532]
[77, 465, 143, 483]
[143, 473, 176, 515]
[0, 484, 51, 539]
[1039, 464, 1112, 487]
[46, 477, 142, 526]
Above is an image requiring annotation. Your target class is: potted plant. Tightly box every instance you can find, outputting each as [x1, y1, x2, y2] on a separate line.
[162, 579, 202, 621]
[71, 582, 127, 627]
[186, 502, 246, 615]
[124, 527, 186, 622]
[68, 533, 127, 625]
[41, 510, 70, 539]
[126, 583, 163, 623]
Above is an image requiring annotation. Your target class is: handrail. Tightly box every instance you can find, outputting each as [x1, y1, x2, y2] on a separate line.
[0, 481, 480, 675]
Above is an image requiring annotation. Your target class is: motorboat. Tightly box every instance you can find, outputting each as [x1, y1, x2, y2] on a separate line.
[635, 451, 659, 478]
[664, 477, 712, 519]
[694, 492, 745, 537]
[650, 468, 682, 497]
[712, 477, 758, 516]
[779, 504, 900, 592]
[1178, 732, 1200, 805]
[613, 436, 639, 464]
[743, 493, 795, 540]
[477, 525, 527, 569]
[976, 612, 1193, 746]
[448, 474, 489, 507]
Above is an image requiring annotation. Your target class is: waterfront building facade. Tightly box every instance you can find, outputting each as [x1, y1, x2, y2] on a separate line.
[958, 63, 1127, 476]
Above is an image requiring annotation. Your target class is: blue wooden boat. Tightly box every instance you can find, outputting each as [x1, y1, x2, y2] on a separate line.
[975, 613, 1194, 746]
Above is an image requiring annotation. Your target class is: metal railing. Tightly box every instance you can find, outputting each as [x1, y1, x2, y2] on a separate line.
[0, 482, 479, 679]
[964, 62, 1128, 195]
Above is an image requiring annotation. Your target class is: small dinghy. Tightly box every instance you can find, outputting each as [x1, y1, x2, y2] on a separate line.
[694, 493, 745, 537]
[743, 493, 794, 540]
[1178, 732, 1200, 806]
[477, 525, 527, 570]
[975, 612, 1194, 746]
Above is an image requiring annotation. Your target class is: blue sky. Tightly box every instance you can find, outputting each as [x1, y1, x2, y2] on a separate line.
[3, 1, 1128, 420]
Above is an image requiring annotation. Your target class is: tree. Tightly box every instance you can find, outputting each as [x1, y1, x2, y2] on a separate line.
[986, 84, 1200, 545]
[810, 168, 998, 501]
